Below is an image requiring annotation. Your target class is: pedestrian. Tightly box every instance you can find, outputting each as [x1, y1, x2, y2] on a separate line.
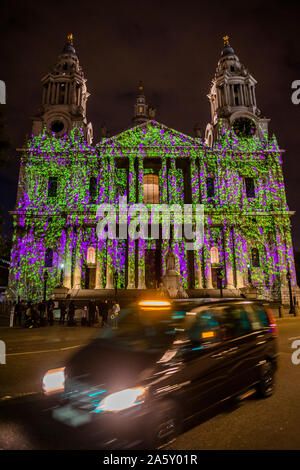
[68, 300, 76, 326]
[88, 299, 96, 326]
[111, 300, 120, 329]
[14, 300, 22, 327]
[59, 299, 66, 325]
[47, 297, 55, 326]
[102, 299, 109, 327]
[81, 305, 88, 326]
[38, 300, 46, 326]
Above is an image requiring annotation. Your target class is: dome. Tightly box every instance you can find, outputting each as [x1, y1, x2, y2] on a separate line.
[62, 43, 76, 55]
[221, 45, 235, 57]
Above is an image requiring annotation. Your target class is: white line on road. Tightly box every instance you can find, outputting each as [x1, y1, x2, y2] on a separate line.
[6, 344, 82, 357]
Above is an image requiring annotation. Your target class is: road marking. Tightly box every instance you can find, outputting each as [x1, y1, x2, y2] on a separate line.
[6, 344, 82, 357]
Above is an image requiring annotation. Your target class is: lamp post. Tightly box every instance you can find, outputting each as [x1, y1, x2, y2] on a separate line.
[286, 270, 296, 316]
[217, 268, 223, 298]
[247, 263, 252, 286]
[114, 271, 118, 301]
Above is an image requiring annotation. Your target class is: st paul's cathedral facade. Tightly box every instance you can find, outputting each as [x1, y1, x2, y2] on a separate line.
[8, 35, 299, 304]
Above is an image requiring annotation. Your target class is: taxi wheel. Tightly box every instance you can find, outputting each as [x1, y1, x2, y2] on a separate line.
[256, 361, 275, 398]
[147, 400, 181, 449]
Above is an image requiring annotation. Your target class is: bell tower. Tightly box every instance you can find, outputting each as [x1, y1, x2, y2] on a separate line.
[31, 34, 93, 144]
[205, 36, 269, 146]
[132, 82, 150, 126]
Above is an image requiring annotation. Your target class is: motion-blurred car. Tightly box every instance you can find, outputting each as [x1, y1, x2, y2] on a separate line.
[42, 298, 278, 448]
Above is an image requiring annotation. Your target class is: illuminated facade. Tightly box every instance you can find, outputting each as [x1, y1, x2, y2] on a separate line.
[8, 36, 299, 303]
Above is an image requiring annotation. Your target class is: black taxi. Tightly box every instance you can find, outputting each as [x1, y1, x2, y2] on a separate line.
[42, 298, 278, 448]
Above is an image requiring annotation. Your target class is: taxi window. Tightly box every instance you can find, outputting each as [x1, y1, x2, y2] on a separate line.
[217, 305, 253, 339]
[247, 305, 270, 330]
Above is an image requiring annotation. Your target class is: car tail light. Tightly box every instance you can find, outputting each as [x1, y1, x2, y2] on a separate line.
[265, 308, 278, 337]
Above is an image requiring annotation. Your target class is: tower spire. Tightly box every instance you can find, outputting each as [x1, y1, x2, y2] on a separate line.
[223, 34, 230, 46]
[204, 38, 269, 146]
[31, 34, 93, 144]
[132, 81, 149, 126]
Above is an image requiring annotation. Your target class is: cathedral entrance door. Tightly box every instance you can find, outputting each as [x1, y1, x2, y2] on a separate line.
[85, 267, 96, 289]
[145, 247, 161, 289]
[211, 266, 225, 289]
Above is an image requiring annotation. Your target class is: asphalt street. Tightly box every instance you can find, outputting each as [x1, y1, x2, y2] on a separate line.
[0, 317, 299, 450]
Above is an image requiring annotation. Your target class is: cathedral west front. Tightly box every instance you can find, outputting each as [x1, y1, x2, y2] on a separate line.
[8, 34, 299, 305]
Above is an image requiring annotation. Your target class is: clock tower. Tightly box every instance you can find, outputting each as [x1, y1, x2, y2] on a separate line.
[31, 34, 93, 144]
[205, 36, 270, 146]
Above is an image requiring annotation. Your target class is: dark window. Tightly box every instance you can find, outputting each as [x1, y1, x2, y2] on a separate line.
[48, 177, 58, 197]
[89, 176, 97, 202]
[44, 248, 53, 268]
[245, 177, 255, 198]
[251, 248, 260, 267]
[206, 177, 215, 198]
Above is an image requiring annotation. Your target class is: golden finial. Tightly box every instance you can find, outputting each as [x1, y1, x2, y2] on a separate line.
[138, 80, 144, 93]
[67, 33, 74, 45]
[223, 34, 230, 46]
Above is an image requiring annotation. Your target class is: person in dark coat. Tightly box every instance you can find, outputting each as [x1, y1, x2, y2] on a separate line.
[101, 299, 109, 327]
[47, 298, 55, 326]
[60, 300, 67, 325]
[88, 300, 96, 326]
[14, 301, 22, 327]
[68, 300, 75, 326]
[38, 301, 46, 326]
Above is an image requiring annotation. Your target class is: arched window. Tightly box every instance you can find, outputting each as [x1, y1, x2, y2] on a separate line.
[44, 248, 53, 268]
[87, 247, 96, 264]
[211, 246, 219, 264]
[251, 248, 260, 267]
[143, 174, 159, 204]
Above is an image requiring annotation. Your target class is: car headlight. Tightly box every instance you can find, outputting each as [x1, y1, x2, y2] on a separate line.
[42, 367, 65, 395]
[96, 387, 146, 412]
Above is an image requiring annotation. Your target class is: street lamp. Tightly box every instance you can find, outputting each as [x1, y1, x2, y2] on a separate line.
[60, 263, 64, 287]
[286, 271, 296, 316]
[217, 268, 223, 298]
[114, 271, 118, 300]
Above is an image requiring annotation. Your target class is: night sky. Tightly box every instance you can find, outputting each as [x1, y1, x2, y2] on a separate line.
[1, 0, 300, 250]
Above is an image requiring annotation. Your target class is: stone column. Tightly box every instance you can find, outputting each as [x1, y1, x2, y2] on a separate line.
[127, 238, 136, 288]
[105, 240, 114, 289]
[232, 226, 245, 289]
[63, 240, 72, 289]
[94, 244, 103, 289]
[46, 82, 51, 104]
[224, 226, 235, 289]
[204, 228, 213, 289]
[195, 249, 203, 288]
[137, 239, 146, 289]
[73, 228, 82, 289]
[55, 83, 60, 104]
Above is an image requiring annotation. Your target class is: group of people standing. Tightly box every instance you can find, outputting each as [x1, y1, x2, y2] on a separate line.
[12, 297, 120, 328]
